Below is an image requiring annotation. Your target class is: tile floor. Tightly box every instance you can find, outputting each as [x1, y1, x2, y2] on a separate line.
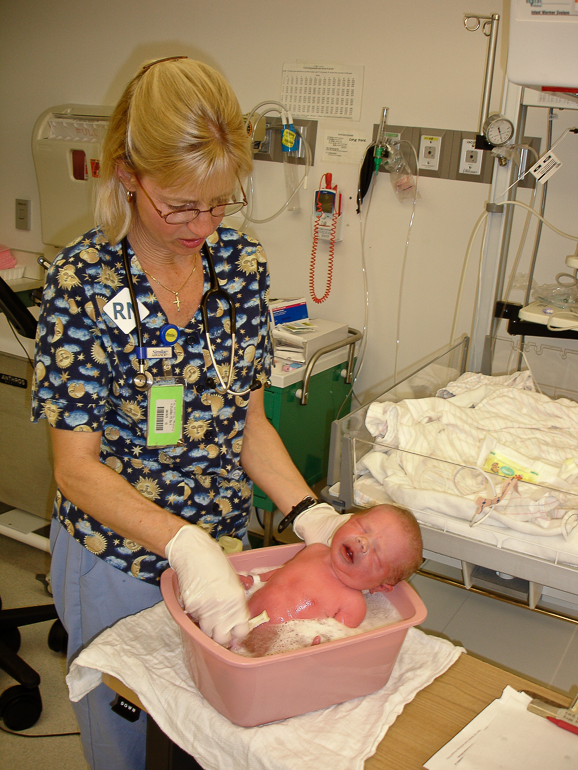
[0, 533, 86, 768]
[1, 533, 577, 769]
[408, 568, 578, 696]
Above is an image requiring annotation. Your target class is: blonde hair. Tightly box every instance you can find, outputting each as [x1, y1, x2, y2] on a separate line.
[353, 505, 423, 586]
[95, 58, 252, 244]
[385, 505, 423, 584]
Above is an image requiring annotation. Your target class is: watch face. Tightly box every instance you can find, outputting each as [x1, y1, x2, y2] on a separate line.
[484, 117, 513, 146]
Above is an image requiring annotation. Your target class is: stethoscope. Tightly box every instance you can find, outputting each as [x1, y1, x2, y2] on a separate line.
[121, 237, 263, 395]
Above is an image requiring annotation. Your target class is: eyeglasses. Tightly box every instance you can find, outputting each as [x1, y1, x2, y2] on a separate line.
[134, 176, 247, 224]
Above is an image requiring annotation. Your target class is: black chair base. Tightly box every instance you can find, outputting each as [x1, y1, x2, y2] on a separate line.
[0, 597, 67, 730]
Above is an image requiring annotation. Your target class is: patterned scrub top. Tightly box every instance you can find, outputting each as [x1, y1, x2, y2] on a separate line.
[31, 226, 273, 584]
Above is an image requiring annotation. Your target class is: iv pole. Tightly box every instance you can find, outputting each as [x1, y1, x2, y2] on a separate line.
[464, 13, 501, 146]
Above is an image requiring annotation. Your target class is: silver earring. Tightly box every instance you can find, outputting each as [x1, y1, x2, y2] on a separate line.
[126, 190, 136, 203]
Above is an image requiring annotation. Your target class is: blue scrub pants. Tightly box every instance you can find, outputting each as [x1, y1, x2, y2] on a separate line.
[50, 520, 162, 770]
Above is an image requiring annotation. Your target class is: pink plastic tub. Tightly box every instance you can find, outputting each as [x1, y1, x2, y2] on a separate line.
[161, 543, 427, 727]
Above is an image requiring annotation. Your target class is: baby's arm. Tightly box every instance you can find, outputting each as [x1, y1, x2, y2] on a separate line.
[333, 593, 367, 628]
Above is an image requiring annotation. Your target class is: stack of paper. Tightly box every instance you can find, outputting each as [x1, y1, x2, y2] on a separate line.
[273, 318, 349, 366]
[425, 686, 578, 770]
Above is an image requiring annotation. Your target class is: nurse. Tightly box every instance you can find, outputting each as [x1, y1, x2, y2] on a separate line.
[31, 56, 345, 769]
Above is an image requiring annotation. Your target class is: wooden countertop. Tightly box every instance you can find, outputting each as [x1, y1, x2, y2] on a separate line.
[365, 653, 570, 769]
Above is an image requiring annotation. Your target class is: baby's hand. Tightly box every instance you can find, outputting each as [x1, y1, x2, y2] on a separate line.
[238, 574, 254, 591]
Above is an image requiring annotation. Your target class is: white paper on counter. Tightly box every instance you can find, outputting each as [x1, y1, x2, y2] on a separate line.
[425, 686, 577, 770]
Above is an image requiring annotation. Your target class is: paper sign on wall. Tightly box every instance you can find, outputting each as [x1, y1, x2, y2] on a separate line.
[281, 63, 364, 121]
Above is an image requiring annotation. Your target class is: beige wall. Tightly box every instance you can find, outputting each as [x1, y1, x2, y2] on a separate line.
[1, 0, 576, 400]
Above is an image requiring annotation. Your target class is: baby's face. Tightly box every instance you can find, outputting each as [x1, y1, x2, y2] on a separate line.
[329, 507, 406, 591]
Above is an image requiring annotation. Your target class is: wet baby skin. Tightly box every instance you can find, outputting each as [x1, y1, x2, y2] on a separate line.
[242, 543, 368, 628]
[235, 506, 421, 654]
[241, 505, 418, 630]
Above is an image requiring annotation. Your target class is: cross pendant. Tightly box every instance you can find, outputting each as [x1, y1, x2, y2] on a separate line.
[174, 294, 181, 311]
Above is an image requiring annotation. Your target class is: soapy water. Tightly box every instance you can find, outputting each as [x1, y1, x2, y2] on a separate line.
[233, 569, 403, 658]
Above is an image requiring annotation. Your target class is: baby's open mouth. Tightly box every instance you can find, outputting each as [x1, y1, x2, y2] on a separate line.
[343, 544, 354, 563]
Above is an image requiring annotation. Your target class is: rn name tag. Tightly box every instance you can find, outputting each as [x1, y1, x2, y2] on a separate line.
[136, 346, 173, 359]
[103, 288, 150, 334]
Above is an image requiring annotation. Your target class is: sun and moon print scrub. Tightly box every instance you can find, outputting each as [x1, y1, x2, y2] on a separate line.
[31, 226, 272, 584]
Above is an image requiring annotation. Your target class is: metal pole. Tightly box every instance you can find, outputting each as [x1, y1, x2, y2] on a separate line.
[479, 14, 501, 135]
[464, 12, 501, 134]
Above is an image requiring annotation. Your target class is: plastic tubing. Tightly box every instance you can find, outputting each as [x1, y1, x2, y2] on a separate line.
[451, 146, 538, 349]
[500, 201, 578, 241]
[450, 210, 489, 346]
[242, 101, 311, 225]
[243, 124, 311, 224]
[392, 140, 419, 385]
[350, 172, 375, 386]
[336, 162, 375, 417]
[450, 201, 578, 346]
[501, 145, 539, 303]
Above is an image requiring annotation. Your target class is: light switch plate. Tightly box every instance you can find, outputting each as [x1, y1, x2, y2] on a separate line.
[15, 199, 31, 231]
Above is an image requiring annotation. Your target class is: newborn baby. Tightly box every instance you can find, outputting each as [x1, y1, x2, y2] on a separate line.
[239, 505, 423, 641]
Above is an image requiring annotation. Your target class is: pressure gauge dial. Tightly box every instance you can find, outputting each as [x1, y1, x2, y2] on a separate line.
[482, 114, 514, 147]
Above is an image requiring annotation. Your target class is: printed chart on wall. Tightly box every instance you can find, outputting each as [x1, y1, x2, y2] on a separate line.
[281, 63, 364, 121]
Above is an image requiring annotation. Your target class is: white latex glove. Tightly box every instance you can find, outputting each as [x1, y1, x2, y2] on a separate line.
[165, 525, 250, 646]
[293, 502, 353, 546]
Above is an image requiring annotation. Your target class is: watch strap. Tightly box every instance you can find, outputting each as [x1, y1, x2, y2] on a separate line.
[277, 495, 318, 533]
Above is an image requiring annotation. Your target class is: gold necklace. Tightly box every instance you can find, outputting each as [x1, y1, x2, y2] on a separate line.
[143, 252, 199, 312]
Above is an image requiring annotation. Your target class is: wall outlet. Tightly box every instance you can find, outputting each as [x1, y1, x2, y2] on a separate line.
[418, 135, 442, 171]
[459, 139, 483, 175]
[15, 199, 31, 231]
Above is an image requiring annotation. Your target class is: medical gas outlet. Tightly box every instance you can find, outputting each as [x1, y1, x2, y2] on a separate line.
[459, 139, 483, 176]
[418, 135, 442, 171]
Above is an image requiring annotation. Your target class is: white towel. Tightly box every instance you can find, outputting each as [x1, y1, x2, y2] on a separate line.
[67, 601, 463, 770]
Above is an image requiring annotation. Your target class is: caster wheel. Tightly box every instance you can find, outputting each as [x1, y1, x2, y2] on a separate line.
[0, 685, 43, 730]
[0, 627, 21, 654]
[48, 619, 68, 653]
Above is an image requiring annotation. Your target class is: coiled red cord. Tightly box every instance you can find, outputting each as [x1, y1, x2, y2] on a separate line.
[310, 175, 336, 304]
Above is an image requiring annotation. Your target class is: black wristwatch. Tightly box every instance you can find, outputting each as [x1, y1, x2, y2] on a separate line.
[277, 495, 319, 533]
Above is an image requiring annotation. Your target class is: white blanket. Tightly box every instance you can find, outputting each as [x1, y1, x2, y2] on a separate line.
[361, 372, 578, 541]
[67, 601, 463, 770]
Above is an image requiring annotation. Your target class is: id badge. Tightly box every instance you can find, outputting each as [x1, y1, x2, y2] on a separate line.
[146, 377, 185, 447]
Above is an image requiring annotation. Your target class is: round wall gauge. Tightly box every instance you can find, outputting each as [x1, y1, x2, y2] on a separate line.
[482, 114, 514, 146]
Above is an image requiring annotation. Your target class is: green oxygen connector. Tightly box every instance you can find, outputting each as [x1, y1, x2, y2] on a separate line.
[374, 106, 389, 174]
[374, 145, 384, 174]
